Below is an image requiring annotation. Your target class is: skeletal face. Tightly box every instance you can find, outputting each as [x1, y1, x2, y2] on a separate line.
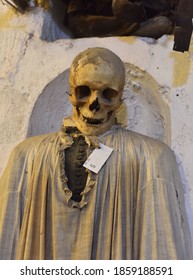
[69, 48, 125, 136]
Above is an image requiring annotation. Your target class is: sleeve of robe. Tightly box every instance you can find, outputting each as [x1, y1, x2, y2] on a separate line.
[131, 137, 193, 259]
[0, 133, 61, 260]
[0, 144, 27, 259]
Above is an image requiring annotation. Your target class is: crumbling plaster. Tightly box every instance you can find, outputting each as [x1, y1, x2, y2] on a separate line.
[0, 4, 193, 251]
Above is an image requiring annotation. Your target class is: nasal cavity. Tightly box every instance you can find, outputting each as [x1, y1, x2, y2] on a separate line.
[89, 98, 100, 111]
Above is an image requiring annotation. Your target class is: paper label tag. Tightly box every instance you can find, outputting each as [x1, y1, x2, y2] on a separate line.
[83, 143, 113, 174]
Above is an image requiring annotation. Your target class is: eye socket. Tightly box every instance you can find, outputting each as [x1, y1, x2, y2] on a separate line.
[102, 88, 119, 102]
[75, 86, 91, 100]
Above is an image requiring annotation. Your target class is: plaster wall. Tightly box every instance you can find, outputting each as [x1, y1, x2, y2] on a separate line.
[0, 4, 193, 251]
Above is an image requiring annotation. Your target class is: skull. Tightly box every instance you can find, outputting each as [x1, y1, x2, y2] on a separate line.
[69, 47, 125, 136]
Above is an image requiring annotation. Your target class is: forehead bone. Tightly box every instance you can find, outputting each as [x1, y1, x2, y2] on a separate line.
[69, 47, 125, 90]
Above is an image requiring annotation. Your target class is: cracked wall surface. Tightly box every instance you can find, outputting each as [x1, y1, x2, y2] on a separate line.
[0, 3, 193, 251]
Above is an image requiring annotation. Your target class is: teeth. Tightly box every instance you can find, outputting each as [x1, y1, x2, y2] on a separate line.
[78, 108, 113, 126]
[80, 113, 105, 125]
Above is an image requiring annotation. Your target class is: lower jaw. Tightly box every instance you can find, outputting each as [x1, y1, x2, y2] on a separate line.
[72, 109, 115, 135]
[75, 118, 115, 136]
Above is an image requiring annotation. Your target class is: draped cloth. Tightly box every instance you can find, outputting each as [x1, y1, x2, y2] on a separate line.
[0, 123, 192, 259]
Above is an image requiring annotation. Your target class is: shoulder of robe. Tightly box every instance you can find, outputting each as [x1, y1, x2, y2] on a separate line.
[10, 132, 59, 161]
[119, 127, 175, 159]
[0, 133, 60, 196]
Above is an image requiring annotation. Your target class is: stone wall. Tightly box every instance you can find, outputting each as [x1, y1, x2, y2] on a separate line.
[0, 3, 193, 251]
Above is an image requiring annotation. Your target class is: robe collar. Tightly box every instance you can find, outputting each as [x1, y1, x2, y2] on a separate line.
[59, 117, 100, 149]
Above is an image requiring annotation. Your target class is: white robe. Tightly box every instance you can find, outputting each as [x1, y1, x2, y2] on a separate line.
[0, 124, 192, 259]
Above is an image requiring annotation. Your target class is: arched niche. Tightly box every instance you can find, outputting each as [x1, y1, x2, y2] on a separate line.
[27, 63, 170, 145]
